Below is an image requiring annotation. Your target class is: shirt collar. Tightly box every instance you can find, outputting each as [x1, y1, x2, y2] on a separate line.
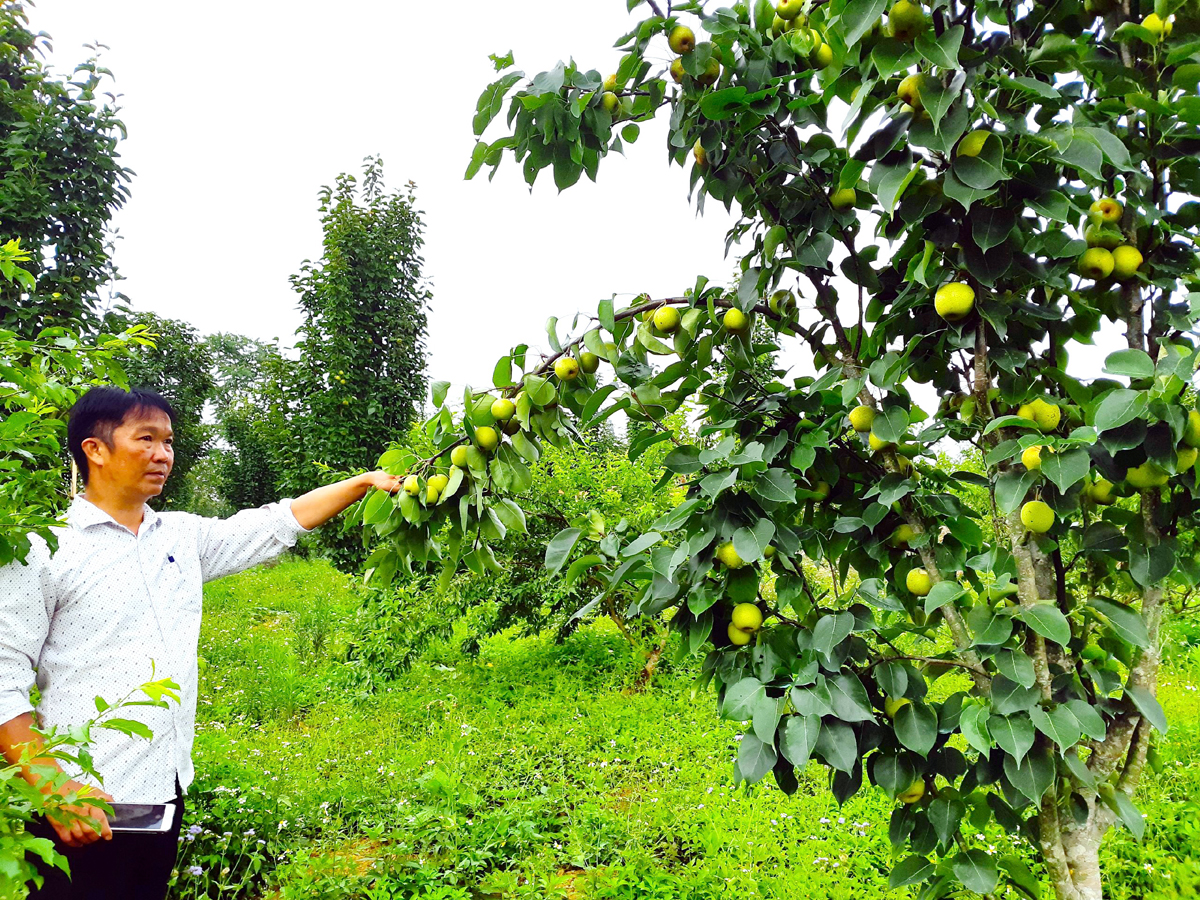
[68, 495, 160, 534]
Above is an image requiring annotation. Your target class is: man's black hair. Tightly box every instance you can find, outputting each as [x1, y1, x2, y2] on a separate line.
[68, 386, 176, 484]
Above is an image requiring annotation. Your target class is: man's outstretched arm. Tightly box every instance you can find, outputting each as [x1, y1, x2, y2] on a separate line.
[290, 471, 403, 531]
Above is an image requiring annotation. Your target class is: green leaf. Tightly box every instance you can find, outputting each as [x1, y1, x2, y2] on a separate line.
[990, 713, 1035, 764]
[928, 796, 965, 848]
[1089, 597, 1150, 648]
[622, 531, 662, 557]
[1094, 389, 1147, 433]
[1104, 349, 1155, 379]
[870, 405, 909, 443]
[995, 470, 1039, 515]
[960, 704, 992, 753]
[492, 499, 527, 535]
[493, 355, 514, 388]
[779, 715, 821, 768]
[814, 719, 858, 773]
[895, 702, 938, 756]
[889, 856, 934, 889]
[737, 731, 777, 784]
[1041, 448, 1090, 493]
[98, 718, 153, 740]
[431, 380, 451, 407]
[545, 527, 582, 574]
[564, 554, 604, 589]
[722, 677, 767, 721]
[763, 224, 787, 260]
[952, 849, 999, 895]
[827, 673, 877, 723]
[1030, 704, 1082, 751]
[755, 468, 797, 504]
[1018, 604, 1072, 646]
[840, 0, 889, 46]
[924, 580, 965, 615]
[915, 24, 963, 69]
[1124, 685, 1168, 733]
[652, 498, 702, 532]
[994, 649, 1036, 689]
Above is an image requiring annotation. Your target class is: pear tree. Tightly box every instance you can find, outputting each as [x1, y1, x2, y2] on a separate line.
[359, 2, 1200, 898]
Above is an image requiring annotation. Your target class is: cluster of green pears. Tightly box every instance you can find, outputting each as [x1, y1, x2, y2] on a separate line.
[1078, 197, 1144, 281]
[768, 0, 835, 69]
[667, 24, 720, 90]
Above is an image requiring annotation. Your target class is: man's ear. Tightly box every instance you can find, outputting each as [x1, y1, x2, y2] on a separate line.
[80, 436, 108, 475]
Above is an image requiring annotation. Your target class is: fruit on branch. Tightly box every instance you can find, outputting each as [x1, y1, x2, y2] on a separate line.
[403, 474, 420, 496]
[1111, 245, 1143, 280]
[554, 357, 581, 381]
[769, 289, 796, 317]
[813, 42, 834, 67]
[888, 1, 926, 41]
[1078, 247, 1115, 280]
[830, 187, 857, 210]
[731, 602, 764, 632]
[427, 473, 449, 502]
[959, 397, 976, 423]
[775, 0, 805, 19]
[723, 308, 750, 333]
[502, 417, 521, 435]
[450, 445, 469, 468]
[668, 24, 696, 54]
[693, 139, 708, 169]
[653, 306, 681, 333]
[771, 14, 787, 37]
[1084, 224, 1123, 249]
[896, 73, 925, 109]
[603, 73, 618, 92]
[869, 431, 894, 451]
[906, 568, 932, 596]
[1020, 500, 1055, 533]
[696, 57, 721, 87]
[1022, 445, 1048, 469]
[670, 57, 685, 83]
[1087, 477, 1116, 505]
[1184, 410, 1200, 447]
[934, 281, 975, 321]
[579, 351, 600, 374]
[849, 405, 875, 432]
[1016, 398, 1062, 432]
[1089, 197, 1123, 224]
[1141, 12, 1173, 38]
[716, 541, 745, 568]
[763, 545, 776, 558]
[1126, 461, 1169, 489]
[1177, 446, 1198, 471]
[812, 481, 832, 499]
[955, 130, 991, 158]
[474, 425, 499, 454]
[890, 523, 917, 548]
[601, 91, 620, 114]
[727, 623, 753, 645]
[491, 397, 515, 421]
[898, 779, 926, 803]
[884, 696, 910, 717]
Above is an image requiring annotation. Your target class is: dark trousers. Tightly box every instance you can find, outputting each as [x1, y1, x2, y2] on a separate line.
[25, 790, 184, 900]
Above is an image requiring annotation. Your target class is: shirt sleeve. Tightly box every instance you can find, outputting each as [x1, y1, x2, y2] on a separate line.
[0, 540, 52, 725]
[193, 500, 313, 584]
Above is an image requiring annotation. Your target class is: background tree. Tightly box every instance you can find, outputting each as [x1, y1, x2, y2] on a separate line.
[204, 332, 293, 514]
[359, 2, 1200, 899]
[287, 156, 431, 570]
[104, 311, 214, 510]
[0, 3, 132, 336]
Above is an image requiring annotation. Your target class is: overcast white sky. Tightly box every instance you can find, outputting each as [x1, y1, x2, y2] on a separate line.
[36, 0, 750, 396]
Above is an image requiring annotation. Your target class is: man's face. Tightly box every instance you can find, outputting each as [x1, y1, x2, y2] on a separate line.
[84, 407, 175, 498]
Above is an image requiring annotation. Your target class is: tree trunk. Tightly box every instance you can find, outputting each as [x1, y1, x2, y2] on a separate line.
[631, 636, 667, 693]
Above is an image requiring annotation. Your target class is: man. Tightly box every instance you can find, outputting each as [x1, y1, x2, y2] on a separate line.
[0, 386, 403, 898]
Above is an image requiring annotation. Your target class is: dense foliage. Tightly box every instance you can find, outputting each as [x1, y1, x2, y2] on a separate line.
[360, 1, 1200, 898]
[0, 3, 132, 336]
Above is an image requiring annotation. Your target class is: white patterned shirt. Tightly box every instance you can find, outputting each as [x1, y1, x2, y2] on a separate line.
[0, 496, 310, 803]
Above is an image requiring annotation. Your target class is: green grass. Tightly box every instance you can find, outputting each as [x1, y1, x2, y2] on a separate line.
[167, 558, 1200, 900]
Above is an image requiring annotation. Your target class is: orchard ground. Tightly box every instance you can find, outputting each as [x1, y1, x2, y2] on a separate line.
[166, 557, 1200, 900]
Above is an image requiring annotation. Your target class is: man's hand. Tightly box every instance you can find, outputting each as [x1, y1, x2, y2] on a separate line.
[360, 470, 404, 494]
[47, 781, 113, 848]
